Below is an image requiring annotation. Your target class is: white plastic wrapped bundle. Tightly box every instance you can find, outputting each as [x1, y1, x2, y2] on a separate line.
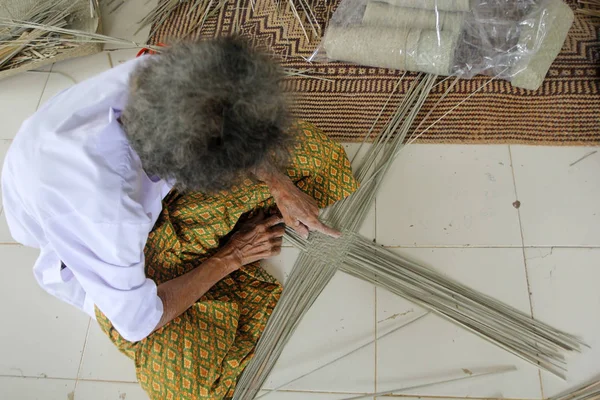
[323, 25, 457, 75]
[312, 0, 575, 90]
[378, 0, 471, 12]
[511, 0, 575, 90]
[362, 2, 465, 32]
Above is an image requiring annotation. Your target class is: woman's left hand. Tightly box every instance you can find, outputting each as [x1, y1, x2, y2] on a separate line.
[253, 161, 340, 239]
[270, 177, 340, 239]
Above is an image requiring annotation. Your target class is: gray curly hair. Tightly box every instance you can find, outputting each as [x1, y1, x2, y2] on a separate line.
[121, 36, 291, 193]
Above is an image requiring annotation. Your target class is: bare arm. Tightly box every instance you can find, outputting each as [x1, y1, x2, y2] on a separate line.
[253, 161, 340, 239]
[152, 212, 285, 333]
[153, 256, 236, 332]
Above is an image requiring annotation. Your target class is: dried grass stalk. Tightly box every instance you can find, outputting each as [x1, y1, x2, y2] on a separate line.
[579, 0, 600, 17]
[550, 378, 600, 400]
[0, 0, 73, 69]
[0, 18, 156, 50]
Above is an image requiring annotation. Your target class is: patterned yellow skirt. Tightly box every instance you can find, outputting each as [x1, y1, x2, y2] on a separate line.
[95, 121, 358, 399]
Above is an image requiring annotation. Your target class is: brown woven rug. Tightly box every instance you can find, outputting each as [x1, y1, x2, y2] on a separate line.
[149, 0, 600, 145]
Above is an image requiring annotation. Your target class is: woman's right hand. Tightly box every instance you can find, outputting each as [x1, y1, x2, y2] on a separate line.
[215, 210, 285, 269]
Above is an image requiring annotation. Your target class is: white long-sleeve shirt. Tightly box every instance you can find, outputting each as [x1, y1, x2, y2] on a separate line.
[2, 57, 172, 342]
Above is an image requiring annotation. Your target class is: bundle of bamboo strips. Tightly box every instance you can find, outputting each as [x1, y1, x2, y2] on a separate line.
[549, 378, 600, 400]
[233, 72, 587, 398]
[233, 74, 440, 400]
[341, 235, 584, 378]
[578, 0, 600, 17]
[0, 0, 102, 78]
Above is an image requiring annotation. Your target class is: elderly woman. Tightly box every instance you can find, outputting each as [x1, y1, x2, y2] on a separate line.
[2, 37, 357, 399]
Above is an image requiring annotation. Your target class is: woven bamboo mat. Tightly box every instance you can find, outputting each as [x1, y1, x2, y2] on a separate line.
[149, 0, 600, 145]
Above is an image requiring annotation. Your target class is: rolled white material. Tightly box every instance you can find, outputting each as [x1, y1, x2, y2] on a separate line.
[362, 2, 465, 32]
[323, 24, 456, 75]
[511, 0, 574, 90]
[378, 0, 471, 12]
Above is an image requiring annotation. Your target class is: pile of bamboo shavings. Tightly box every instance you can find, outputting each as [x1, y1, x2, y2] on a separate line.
[0, 22, 334, 83]
[0, 0, 104, 74]
[0, 19, 158, 52]
[549, 378, 600, 400]
[578, 0, 600, 17]
[233, 73, 587, 399]
[0, 0, 73, 69]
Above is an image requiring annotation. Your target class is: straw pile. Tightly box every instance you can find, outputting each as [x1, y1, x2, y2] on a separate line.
[578, 0, 600, 17]
[0, 0, 101, 79]
[549, 379, 600, 400]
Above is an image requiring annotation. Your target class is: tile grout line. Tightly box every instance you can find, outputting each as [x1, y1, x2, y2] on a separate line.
[374, 286, 378, 397]
[73, 318, 93, 392]
[0, 374, 137, 384]
[374, 192, 378, 398]
[508, 145, 545, 400]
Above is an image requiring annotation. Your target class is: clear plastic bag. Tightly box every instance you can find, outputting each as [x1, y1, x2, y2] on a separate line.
[309, 0, 574, 90]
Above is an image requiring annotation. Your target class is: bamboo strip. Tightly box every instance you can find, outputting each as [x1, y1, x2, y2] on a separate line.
[550, 379, 600, 400]
[341, 366, 517, 400]
[257, 312, 430, 399]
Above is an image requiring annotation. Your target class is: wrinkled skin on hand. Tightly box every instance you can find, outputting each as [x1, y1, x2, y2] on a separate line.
[269, 178, 340, 239]
[252, 161, 340, 239]
[216, 210, 286, 266]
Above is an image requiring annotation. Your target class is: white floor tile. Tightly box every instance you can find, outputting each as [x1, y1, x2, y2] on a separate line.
[0, 377, 75, 400]
[0, 72, 49, 139]
[511, 146, 600, 246]
[39, 53, 113, 107]
[99, 0, 158, 49]
[258, 391, 372, 399]
[376, 145, 521, 246]
[262, 250, 376, 393]
[0, 246, 90, 379]
[75, 381, 148, 400]
[376, 248, 542, 399]
[78, 322, 138, 383]
[525, 248, 600, 397]
[260, 247, 300, 285]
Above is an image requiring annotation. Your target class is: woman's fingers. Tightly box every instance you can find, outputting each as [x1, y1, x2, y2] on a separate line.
[264, 214, 284, 228]
[307, 219, 341, 238]
[247, 208, 265, 224]
[267, 224, 286, 239]
[270, 237, 283, 247]
[243, 237, 283, 264]
[294, 223, 310, 240]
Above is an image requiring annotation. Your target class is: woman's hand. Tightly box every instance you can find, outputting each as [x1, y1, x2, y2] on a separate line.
[270, 178, 340, 239]
[252, 161, 340, 239]
[215, 210, 285, 268]
[153, 210, 284, 335]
